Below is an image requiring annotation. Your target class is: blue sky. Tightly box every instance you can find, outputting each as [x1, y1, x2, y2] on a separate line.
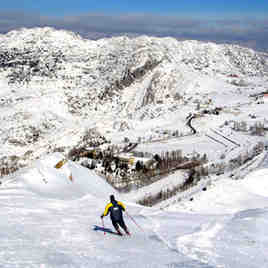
[0, 1, 268, 51]
[1, 0, 268, 16]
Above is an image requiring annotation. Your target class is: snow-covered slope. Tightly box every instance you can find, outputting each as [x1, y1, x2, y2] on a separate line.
[1, 153, 268, 267]
[0, 27, 267, 171]
[21, 152, 116, 200]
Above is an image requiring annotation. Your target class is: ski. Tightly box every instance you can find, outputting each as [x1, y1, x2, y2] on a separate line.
[93, 225, 124, 236]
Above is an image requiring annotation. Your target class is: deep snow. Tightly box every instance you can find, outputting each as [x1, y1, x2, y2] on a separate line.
[1, 153, 268, 268]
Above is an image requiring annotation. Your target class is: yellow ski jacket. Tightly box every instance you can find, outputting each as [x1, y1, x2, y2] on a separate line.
[102, 201, 126, 216]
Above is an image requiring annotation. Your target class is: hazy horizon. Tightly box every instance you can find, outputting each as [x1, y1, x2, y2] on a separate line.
[1, 1, 268, 51]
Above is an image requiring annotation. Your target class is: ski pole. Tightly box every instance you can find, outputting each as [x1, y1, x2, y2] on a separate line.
[126, 211, 144, 232]
[101, 218, 106, 235]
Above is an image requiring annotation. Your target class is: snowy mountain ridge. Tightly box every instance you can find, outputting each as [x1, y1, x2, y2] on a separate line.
[0, 26, 268, 170]
[1, 27, 267, 101]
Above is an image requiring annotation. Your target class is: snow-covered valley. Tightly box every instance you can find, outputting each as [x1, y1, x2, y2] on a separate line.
[0, 27, 268, 267]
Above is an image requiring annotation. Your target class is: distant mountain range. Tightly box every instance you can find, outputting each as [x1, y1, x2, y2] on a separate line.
[0, 27, 267, 166]
[1, 27, 267, 115]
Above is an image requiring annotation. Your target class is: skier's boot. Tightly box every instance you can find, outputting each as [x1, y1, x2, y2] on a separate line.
[116, 228, 123, 236]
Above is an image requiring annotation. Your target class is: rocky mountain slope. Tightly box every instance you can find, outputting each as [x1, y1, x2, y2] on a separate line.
[0, 27, 268, 168]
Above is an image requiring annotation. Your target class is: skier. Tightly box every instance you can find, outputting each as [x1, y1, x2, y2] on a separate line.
[101, 195, 130, 236]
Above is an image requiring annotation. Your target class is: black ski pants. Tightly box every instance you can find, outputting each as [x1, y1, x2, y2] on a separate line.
[111, 218, 128, 231]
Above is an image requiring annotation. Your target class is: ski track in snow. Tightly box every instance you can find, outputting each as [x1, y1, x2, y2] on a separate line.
[0, 157, 206, 268]
[176, 221, 225, 264]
